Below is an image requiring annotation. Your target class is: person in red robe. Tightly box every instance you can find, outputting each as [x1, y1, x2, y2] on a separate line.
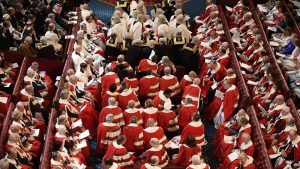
[123, 70, 139, 93]
[101, 68, 120, 95]
[227, 151, 256, 169]
[173, 136, 201, 167]
[186, 155, 210, 169]
[139, 68, 160, 99]
[96, 114, 121, 154]
[123, 116, 144, 152]
[123, 100, 143, 125]
[5, 134, 33, 169]
[5, 148, 31, 169]
[102, 83, 119, 108]
[205, 80, 239, 128]
[138, 55, 158, 75]
[180, 113, 205, 146]
[140, 156, 161, 169]
[159, 67, 180, 97]
[143, 118, 168, 149]
[118, 81, 140, 111]
[258, 95, 286, 125]
[110, 55, 132, 71]
[144, 138, 169, 168]
[182, 78, 201, 108]
[178, 98, 198, 128]
[59, 90, 98, 137]
[50, 152, 65, 169]
[141, 99, 159, 128]
[271, 130, 300, 169]
[179, 71, 197, 91]
[199, 60, 227, 99]
[222, 133, 255, 168]
[10, 113, 42, 158]
[158, 108, 179, 133]
[99, 97, 125, 127]
[153, 89, 172, 110]
[214, 117, 252, 161]
[103, 135, 134, 168]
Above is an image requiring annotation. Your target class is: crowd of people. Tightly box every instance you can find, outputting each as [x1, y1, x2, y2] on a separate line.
[0, 0, 299, 169]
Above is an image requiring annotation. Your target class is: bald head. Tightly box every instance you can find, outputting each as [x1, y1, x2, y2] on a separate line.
[191, 155, 201, 165]
[164, 67, 171, 75]
[193, 78, 200, 85]
[128, 100, 135, 108]
[108, 97, 116, 106]
[147, 118, 156, 127]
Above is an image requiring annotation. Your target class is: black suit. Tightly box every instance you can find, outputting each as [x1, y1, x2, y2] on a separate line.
[54, 12, 69, 30]
[0, 31, 14, 50]
[126, 45, 143, 69]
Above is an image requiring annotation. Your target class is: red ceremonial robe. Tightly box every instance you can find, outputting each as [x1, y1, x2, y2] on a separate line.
[158, 109, 179, 132]
[139, 75, 159, 99]
[145, 145, 169, 168]
[173, 144, 201, 167]
[123, 108, 143, 125]
[159, 75, 180, 97]
[141, 107, 158, 128]
[153, 91, 169, 110]
[118, 89, 140, 111]
[103, 142, 134, 168]
[138, 59, 158, 74]
[186, 163, 210, 169]
[182, 84, 201, 108]
[99, 105, 125, 127]
[178, 104, 198, 128]
[143, 126, 168, 149]
[96, 122, 121, 154]
[123, 77, 139, 93]
[179, 75, 193, 91]
[180, 121, 205, 146]
[101, 72, 120, 95]
[123, 123, 144, 151]
[101, 91, 119, 108]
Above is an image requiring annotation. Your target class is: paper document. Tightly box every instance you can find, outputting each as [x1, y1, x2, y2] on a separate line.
[0, 97, 8, 103]
[12, 63, 19, 68]
[267, 26, 277, 32]
[72, 119, 83, 129]
[56, 76, 61, 81]
[77, 140, 87, 149]
[276, 52, 286, 57]
[269, 41, 280, 47]
[228, 150, 240, 161]
[32, 129, 40, 137]
[65, 35, 75, 40]
[77, 82, 85, 90]
[79, 130, 90, 139]
[4, 83, 11, 87]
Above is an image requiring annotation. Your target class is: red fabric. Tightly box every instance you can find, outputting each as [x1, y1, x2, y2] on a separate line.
[178, 104, 198, 128]
[123, 124, 144, 151]
[139, 75, 159, 99]
[173, 144, 201, 167]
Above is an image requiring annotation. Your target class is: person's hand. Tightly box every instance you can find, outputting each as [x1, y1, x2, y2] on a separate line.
[281, 150, 287, 158]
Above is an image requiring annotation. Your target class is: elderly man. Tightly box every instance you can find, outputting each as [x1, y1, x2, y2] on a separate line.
[123, 100, 142, 125]
[123, 116, 144, 152]
[180, 113, 205, 146]
[140, 156, 161, 169]
[99, 97, 124, 126]
[97, 114, 121, 154]
[18, 36, 37, 56]
[143, 118, 168, 149]
[118, 81, 140, 111]
[159, 67, 180, 97]
[145, 138, 169, 168]
[186, 155, 210, 169]
[182, 78, 201, 108]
